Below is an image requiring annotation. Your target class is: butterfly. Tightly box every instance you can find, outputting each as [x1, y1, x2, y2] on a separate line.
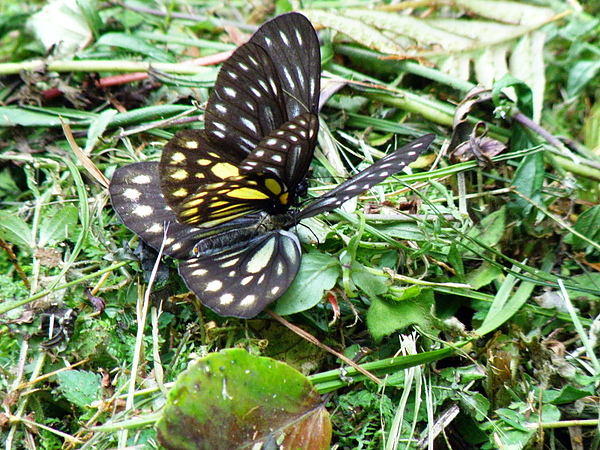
[109, 12, 434, 318]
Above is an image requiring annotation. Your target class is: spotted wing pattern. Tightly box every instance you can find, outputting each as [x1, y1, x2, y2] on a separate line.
[159, 113, 318, 229]
[297, 134, 435, 220]
[109, 12, 434, 318]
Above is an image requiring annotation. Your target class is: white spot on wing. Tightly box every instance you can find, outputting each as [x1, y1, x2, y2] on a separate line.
[133, 205, 153, 217]
[131, 174, 152, 185]
[123, 188, 140, 201]
[206, 280, 223, 292]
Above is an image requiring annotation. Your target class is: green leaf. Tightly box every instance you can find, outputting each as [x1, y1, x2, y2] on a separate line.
[465, 260, 503, 289]
[567, 60, 600, 98]
[55, 370, 101, 408]
[543, 384, 595, 405]
[0, 215, 33, 249]
[38, 206, 79, 247]
[572, 205, 600, 252]
[76, 0, 103, 39]
[459, 392, 490, 422]
[351, 261, 388, 298]
[462, 206, 506, 254]
[156, 349, 331, 450]
[493, 70, 534, 120]
[96, 33, 176, 63]
[509, 151, 545, 218]
[0, 107, 67, 127]
[447, 243, 465, 281]
[85, 109, 118, 154]
[367, 288, 435, 342]
[273, 251, 341, 316]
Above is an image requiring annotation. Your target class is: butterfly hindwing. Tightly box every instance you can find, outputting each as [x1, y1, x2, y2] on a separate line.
[297, 134, 435, 220]
[178, 230, 301, 318]
[109, 162, 205, 259]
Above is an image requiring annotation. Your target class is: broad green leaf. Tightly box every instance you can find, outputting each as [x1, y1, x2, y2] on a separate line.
[465, 261, 503, 289]
[350, 261, 388, 298]
[96, 33, 175, 63]
[462, 207, 506, 254]
[273, 251, 341, 316]
[542, 384, 595, 405]
[38, 206, 79, 247]
[459, 392, 490, 422]
[509, 151, 545, 218]
[0, 215, 33, 249]
[567, 59, 600, 97]
[494, 404, 561, 448]
[565, 273, 600, 301]
[156, 349, 331, 450]
[367, 288, 435, 342]
[55, 370, 102, 408]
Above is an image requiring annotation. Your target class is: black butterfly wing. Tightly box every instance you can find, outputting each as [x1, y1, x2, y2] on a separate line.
[205, 12, 321, 168]
[204, 42, 287, 159]
[297, 134, 435, 220]
[109, 162, 204, 259]
[161, 116, 319, 228]
[178, 230, 302, 318]
[240, 112, 319, 198]
[250, 12, 321, 118]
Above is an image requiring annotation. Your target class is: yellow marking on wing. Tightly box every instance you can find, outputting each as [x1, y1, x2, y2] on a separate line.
[226, 187, 270, 200]
[180, 207, 199, 217]
[264, 178, 283, 195]
[279, 192, 289, 205]
[183, 140, 199, 149]
[171, 188, 189, 198]
[170, 151, 187, 163]
[169, 169, 189, 181]
[197, 158, 212, 166]
[185, 198, 205, 207]
[211, 162, 240, 179]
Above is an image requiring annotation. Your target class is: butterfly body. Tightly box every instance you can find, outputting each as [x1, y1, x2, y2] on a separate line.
[109, 13, 434, 318]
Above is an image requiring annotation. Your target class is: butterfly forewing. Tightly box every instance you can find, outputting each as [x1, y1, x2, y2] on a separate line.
[250, 12, 321, 117]
[109, 162, 206, 259]
[241, 112, 319, 195]
[205, 43, 287, 158]
[297, 134, 435, 220]
[178, 231, 302, 318]
[205, 12, 321, 164]
[161, 126, 300, 228]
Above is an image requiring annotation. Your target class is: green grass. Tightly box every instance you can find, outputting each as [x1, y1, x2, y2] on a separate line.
[1, 0, 600, 449]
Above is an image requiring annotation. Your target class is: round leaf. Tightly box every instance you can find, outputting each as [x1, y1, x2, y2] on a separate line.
[156, 348, 331, 450]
